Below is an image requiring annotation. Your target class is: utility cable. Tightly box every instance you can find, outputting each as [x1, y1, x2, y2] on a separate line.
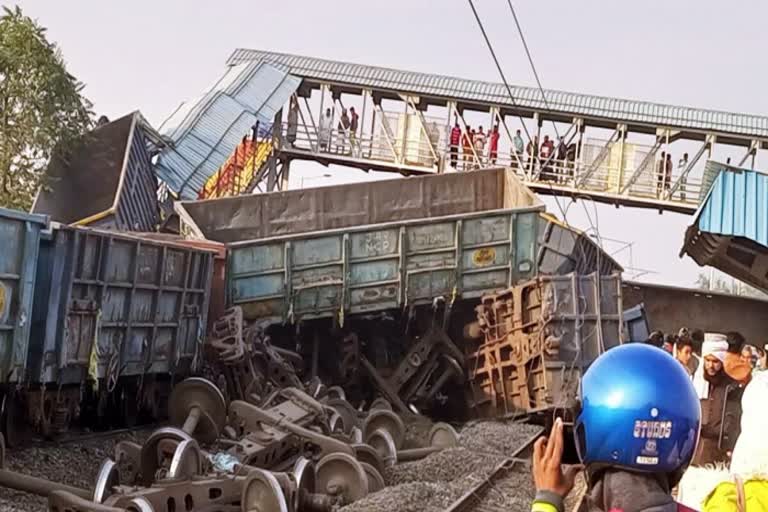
[466, 0, 535, 143]
[505, 0, 561, 139]
[468, 0, 616, 425]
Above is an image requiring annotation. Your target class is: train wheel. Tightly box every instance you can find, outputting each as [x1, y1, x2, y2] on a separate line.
[316, 452, 369, 505]
[241, 469, 289, 512]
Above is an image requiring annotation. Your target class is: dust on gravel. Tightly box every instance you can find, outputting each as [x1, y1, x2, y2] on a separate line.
[0, 429, 151, 512]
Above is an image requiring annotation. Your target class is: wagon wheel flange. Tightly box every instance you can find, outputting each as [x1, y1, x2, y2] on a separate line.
[316, 452, 369, 505]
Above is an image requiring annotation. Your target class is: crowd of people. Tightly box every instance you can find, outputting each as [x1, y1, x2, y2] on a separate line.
[315, 107, 361, 156]
[644, 327, 762, 466]
[449, 121, 501, 169]
[449, 119, 578, 182]
[300, 109, 697, 199]
[529, 328, 767, 511]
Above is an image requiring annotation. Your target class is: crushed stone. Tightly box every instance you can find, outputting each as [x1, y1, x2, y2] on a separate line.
[342, 420, 542, 512]
[0, 429, 151, 512]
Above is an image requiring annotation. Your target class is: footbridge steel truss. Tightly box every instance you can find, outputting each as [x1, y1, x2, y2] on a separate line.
[172, 49, 768, 214]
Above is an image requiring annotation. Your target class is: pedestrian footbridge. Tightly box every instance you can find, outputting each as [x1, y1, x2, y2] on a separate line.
[155, 49, 768, 215]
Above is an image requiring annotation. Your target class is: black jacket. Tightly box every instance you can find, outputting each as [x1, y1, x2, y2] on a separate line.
[694, 371, 742, 465]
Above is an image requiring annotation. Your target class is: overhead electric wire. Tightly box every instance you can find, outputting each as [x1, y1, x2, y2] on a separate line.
[501, 1, 605, 241]
[467, 0, 613, 421]
[499, 0, 613, 400]
[466, 0, 535, 144]
[467, 0, 605, 253]
[470, 0, 578, 240]
[505, 0, 560, 139]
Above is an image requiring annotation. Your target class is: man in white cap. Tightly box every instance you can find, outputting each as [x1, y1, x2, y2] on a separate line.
[692, 335, 743, 466]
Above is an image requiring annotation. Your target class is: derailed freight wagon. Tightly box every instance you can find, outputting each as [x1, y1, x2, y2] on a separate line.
[466, 272, 623, 419]
[1, 221, 215, 441]
[0, 208, 48, 386]
[178, 168, 623, 418]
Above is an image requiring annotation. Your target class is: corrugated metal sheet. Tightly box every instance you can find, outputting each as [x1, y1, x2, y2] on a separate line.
[682, 162, 768, 293]
[154, 62, 301, 199]
[700, 160, 726, 203]
[227, 49, 768, 139]
[111, 121, 160, 230]
[695, 163, 768, 246]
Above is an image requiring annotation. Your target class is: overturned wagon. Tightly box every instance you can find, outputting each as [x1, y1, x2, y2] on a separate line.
[179, 168, 619, 322]
[179, 168, 623, 418]
[466, 272, 623, 419]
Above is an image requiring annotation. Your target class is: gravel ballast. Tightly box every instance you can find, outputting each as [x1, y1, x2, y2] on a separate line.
[0, 419, 570, 512]
[0, 430, 151, 512]
[458, 420, 543, 457]
[341, 473, 487, 512]
[341, 419, 542, 512]
[385, 447, 505, 486]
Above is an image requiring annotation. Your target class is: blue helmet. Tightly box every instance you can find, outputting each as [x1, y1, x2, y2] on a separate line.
[574, 343, 700, 480]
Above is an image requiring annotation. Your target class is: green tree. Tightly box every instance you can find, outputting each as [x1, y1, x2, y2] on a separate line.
[0, 6, 92, 210]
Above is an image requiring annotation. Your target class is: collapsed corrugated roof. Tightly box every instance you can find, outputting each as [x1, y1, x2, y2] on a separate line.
[154, 61, 301, 200]
[681, 161, 768, 292]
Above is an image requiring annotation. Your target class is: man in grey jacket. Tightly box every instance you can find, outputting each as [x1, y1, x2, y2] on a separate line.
[531, 344, 701, 512]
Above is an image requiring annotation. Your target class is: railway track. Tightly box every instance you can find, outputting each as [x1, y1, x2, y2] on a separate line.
[445, 457, 529, 512]
[7, 423, 157, 451]
[0, 424, 159, 512]
[444, 459, 587, 512]
[444, 427, 587, 512]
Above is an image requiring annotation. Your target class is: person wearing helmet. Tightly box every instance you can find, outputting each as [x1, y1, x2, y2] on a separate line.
[531, 344, 701, 512]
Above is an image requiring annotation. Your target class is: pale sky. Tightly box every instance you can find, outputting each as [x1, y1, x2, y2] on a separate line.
[11, 0, 768, 287]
